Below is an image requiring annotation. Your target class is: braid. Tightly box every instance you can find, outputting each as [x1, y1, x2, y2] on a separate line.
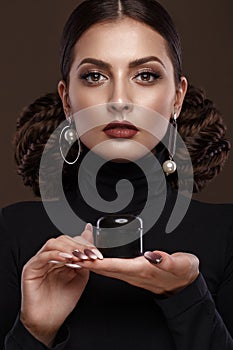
[14, 92, 65, 196]
[14, 87, 231, 196]
[177, 85, 231, 192]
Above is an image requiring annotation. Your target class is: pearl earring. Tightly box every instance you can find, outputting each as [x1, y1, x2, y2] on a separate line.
[162, 113, 177, 175]
[59, 116, 81, 165]
[64, 117, 77, 145]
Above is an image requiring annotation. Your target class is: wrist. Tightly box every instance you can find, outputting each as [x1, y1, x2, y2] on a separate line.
[164, 272, 200, 297]
[20, 313, 58, 347]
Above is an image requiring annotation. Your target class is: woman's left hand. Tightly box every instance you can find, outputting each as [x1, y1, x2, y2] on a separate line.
[77, 250, 200, 295]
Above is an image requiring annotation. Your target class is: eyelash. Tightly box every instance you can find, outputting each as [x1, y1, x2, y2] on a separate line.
[80, 71, 107, 85]
[135, 70, 162, 83]
[79, 70, 162, 85]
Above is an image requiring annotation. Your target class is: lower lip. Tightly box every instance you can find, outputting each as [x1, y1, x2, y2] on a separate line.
[104, 128, 138, 138]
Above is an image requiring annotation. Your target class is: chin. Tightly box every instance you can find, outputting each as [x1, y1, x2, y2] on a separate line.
[87, 139, 155, 162]
[110, 158, 132, 163]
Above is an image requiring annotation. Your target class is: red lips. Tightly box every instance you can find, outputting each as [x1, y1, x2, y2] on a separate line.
[103, 121, 138, 138]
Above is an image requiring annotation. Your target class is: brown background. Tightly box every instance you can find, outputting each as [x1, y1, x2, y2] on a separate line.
[0, 0, 232, 208]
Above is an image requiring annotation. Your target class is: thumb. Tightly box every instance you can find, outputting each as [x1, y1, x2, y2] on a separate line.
[81, 223, 94, 244]
[144, 250, 199, 276]
[144, 250, 174, 272]
[71, 223, 94, 247]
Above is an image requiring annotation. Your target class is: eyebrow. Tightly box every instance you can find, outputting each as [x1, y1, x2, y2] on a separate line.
[77, 56, 165, 70]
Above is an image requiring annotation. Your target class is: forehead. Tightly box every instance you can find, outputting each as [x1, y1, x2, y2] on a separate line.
[72, 17, 171, 67]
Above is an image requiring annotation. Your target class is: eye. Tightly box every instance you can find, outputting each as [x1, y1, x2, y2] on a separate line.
[80, 71, 107, 85]
[134, 71, 161, 83]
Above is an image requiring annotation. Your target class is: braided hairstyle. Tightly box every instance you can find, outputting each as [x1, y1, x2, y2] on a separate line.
[178, 86, 230, 192]
[13, 0, 231, 196]
[14, 91, 87, 197]
[14, 93, 64, 197]
[14, 86, 230, 196]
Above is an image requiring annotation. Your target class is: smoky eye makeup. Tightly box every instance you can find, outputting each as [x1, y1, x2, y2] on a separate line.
[79, 70, 108, 85]
[133, 69, 163, 83]
[77, 61, 164, 86]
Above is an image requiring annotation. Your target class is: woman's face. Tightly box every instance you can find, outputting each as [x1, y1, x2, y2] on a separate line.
[58, 17, 187, 161]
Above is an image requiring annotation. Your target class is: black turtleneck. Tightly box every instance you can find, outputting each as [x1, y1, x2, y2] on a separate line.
[68, 146, 171, 257]
[0, 146, 233, 350]
[67, 143, 170, 217]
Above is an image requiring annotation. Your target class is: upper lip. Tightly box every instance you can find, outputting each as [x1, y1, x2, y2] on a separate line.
[103, 121, 139, 131]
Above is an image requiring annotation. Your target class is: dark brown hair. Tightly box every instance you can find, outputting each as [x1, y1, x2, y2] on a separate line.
[14, 0, 231, 196]
[61, 0, 181, 84]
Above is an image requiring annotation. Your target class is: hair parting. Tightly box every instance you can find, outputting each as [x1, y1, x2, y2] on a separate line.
[13, 0, 231, 196]
[117, 0, 123, 15]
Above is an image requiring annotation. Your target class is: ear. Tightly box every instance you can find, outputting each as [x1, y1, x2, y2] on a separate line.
[174, 76, 188, 117]
[57, 80, 70, 117]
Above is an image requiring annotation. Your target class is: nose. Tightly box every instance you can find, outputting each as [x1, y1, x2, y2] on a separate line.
[107, 79, 133, 117]
[107, 102, 133, 115]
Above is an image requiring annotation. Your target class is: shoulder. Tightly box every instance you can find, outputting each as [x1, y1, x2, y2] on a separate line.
[0, 200, 60, 243]
[1, 201, 47, 230]
[188, 198, 233, 222]
[1, 200, 44, 217]
[0, 201, 63, 268]
[168, 189, 233, 233]
[183, 198, 233, 238]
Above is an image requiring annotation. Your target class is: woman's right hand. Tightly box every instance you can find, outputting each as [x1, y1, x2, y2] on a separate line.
[20, 223, 101, 347]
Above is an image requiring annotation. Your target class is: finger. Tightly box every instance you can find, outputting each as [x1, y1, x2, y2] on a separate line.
[73, 247, 103, 260]
[73, 224, 103, 259]
[77, 257, 152, 285]
[47, 260, 82, 270]
[144, 251, 176, 273]
[47, 260, 66, 266]
[144, 251, 198, 277]
[61, 235, 94, 248]
[77, 256, 143, 275]
[81, 223, 94, 244]
[72, 251, 90, 260]
[64, 263, 82, 269]
[66, 224, 94, 247]
[37, 233, 102, 261]
[172, 252, 200, 276]
[23, 250, 75, 278]
[37, 236, 86, 256]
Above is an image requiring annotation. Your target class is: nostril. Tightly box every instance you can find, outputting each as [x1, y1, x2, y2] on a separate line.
[108, 102, 132, 112]
[110, 104, 118, 111]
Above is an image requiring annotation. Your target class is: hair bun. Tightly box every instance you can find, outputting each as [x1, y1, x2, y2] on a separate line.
[178, 84, 231, 192]
[14, 92, 65, 196]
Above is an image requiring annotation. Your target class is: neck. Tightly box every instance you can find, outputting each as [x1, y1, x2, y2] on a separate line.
[66, 144, 171, 223]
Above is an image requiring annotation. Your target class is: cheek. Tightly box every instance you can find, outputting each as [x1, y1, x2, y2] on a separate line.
[79, 129, 102, 148]
[134, 84, 175, 119]
[68, 82, 108, 112]
[147, 98, 172, 117]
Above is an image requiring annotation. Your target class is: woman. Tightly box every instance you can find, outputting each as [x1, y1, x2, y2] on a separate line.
[1, 0, 232, 349]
